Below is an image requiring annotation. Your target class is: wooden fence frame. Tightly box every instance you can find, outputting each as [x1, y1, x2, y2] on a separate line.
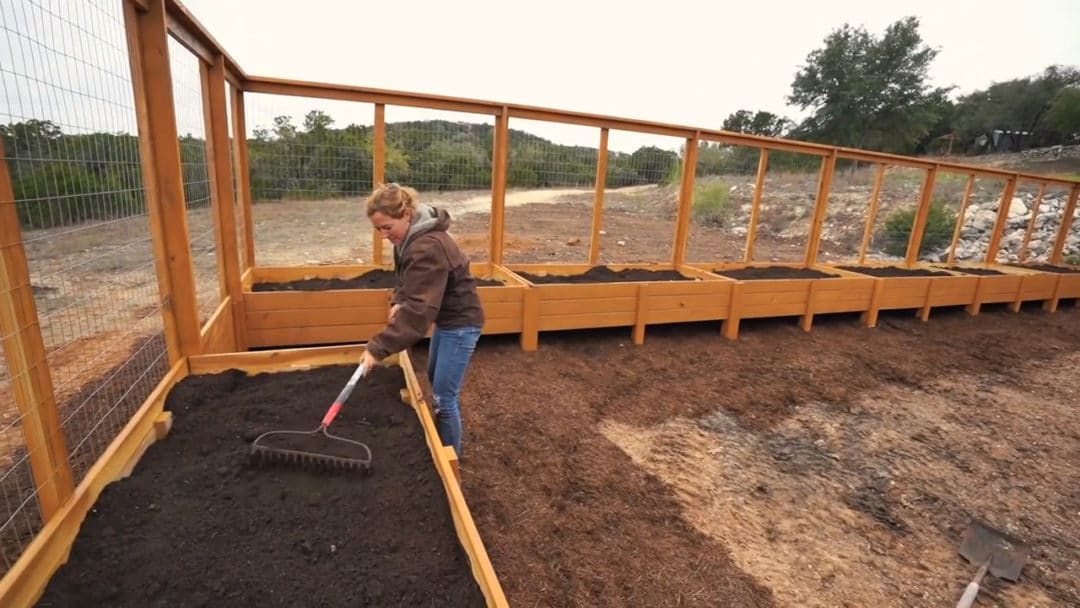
[0, 0, 1079, 602]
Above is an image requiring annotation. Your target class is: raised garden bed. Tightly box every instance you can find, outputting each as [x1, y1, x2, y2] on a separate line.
[241, 263, 529, 348]
[1005, 263, 1080, 310]
[829, 264, 977, 325]
[502, 263, 733, 349]
[1, 347, 505, 608]
[687, 263, 875, 338]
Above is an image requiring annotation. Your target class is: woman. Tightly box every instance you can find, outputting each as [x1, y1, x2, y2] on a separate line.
[361, 183, 484, 459]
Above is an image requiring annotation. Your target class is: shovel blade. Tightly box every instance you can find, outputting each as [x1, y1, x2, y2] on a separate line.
[959, 518, 1030, 582]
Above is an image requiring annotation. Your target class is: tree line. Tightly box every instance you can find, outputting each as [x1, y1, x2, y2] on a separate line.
[3, 15, 1076, 230]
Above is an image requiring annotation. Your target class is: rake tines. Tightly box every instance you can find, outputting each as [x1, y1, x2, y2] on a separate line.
[249, 427, 373, 475]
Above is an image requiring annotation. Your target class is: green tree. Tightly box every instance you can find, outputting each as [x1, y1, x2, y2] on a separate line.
[787, 16, 952, 154]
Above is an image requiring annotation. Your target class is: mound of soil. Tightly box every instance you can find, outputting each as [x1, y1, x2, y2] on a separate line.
[252, 270, 504, 291]
[1008, 263, 1080, 274]
[935, 265, 1005, 276]
[515, 266, 694, 284]
[712, 266, 840, 280]
[37, 364, 487, 608]
[836, 265, 951, 278]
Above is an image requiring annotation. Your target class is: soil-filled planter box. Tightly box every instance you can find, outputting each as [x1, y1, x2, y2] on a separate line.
[689, 263, 876, 338]
[1006, 263, 1080, 310]
[830, 264, 978, 325]
[242, 263, 528, 348]
[927, 263, 1051, 313]
[0, 346, 506, 608]
[502, 263, 734, 349]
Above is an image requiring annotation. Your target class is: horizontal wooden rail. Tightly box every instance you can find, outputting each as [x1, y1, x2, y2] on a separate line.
[237, 71, 1080, 187]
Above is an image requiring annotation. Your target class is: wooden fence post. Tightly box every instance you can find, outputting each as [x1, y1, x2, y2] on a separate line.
[905, 165, 939, 266]
[201, 54, 246, 350]
[372, 103, 386, 264]
[984, 175, 1019, 265]
[803, 150, 837, 265]
[0, 136, 74, 520]
[588, 128, 609, 265]
[671, 133, 700, 266]
[743, 149, 769, 263]
[489, 108, 509, 265]
[123, 0, 202, 362]
[230, 88, 255, 271]
[1049, 184, 1079, 265]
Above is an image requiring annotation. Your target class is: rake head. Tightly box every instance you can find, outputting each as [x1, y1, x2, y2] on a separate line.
[249, 426, 373, 475]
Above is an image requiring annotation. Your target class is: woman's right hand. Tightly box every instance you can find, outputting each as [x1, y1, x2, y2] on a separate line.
[388, 304, 401, 323]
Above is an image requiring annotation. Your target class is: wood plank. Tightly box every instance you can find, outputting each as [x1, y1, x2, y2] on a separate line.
[162, 0, 245, 82]
[744, 149, 769, 262]
[1050, 185, 1079, 264]
[0, 359, 186, 608]
[230, 88, 255, 270]
[199, 298, 235, 354]
[189, 344, 366, 374]
[739, 280, 815, 295]
[481, 316, 521, 334]
[245, 325, 385, 349]
[946, 174, 977, 265]
[589, 128, 608, 265]
[539, 311, 636, 331]
[478, 288, 526, 304]
[803, 151, 836, 264]
[540, 297, 637, 316]
[244, 290, 389, 312]
[1018, 182, 1047, 263]
[632, 284, 648, 345]
[489, 111, 509, 264]
[985, 176, 1019, 263]
[200, 54, 246, 350]
[520, 289, 539, 351]
[245, 305, 387, 330]
[671, 133, 700, 265]
[646, 307, 731, 324]
[0, 136, 74, 519]
[533, 284, 639, 300]
[905, 166, 938, 265]
[648, 293, 732, 312]
[395, 350, 509, 608]
[480, 301, 522, 319]
[250, 264, 393, 283]
[124, 0, 202, 359]
[858, 164, 887, 263]
[244, 76, 503, 116]
[373, 104, 386, 265]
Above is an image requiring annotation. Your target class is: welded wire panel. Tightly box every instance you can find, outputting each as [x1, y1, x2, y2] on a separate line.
[502, 118, 596, 264]
[685, 141, 766, 263]
[740, 150, 823, 263]
[384, 107, 495, 263]
[242, 93, 375, 266]
[167, 36, 218, 322]
[0, 0, 171, 571]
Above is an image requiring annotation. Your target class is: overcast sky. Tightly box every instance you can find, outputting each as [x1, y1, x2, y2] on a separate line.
[2, 0, 1078, 153]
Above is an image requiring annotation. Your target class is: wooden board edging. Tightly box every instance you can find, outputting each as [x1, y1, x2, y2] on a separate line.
[0, 359, 188, 608]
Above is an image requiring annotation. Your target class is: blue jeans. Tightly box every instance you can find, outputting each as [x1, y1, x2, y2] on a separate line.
[427, 324, 481, 459]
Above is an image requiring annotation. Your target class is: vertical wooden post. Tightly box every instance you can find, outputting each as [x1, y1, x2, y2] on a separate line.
[201, 55, 246, 350]
[1049, 184, 1079, 265]
[984, 175, 1019, 264]
[1018, 182, 1047, 263]
[124, 0, 202, 361]
[671, 133, 700, 266]
[588, 128, 609, 265]
[230, 88, 255, 271]
[489, 109, 509, 265]
[946, 174, 976, 265]
[743, 149, 769, 263]
[803, 150, 837, 266]
[372, 103, 386, 265]
[0, 136, 74, 519]
[857, 164, 887, 264]
[904, 165, 939, 266]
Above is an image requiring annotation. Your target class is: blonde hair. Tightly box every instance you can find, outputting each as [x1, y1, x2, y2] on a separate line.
[366, 182, 419, 218]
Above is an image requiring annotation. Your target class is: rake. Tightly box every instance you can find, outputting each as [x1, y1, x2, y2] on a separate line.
[250, 362, 373, 474]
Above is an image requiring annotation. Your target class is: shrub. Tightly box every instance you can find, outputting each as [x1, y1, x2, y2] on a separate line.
[693, 182, 731, 226]
[879, 201, 957, 257]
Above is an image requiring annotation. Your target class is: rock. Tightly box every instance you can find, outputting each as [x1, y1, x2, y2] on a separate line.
[732, 226, 748, 237]
[616, 240, 626, 246]
[1008, 198, 1029, 217]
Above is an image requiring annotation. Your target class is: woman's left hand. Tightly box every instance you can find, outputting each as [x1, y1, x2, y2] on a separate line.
[360, 349, 379, 374]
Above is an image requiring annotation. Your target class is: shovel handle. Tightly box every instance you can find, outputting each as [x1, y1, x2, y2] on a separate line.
[956, 560, 989, 608]
[321, 363, 367, 427]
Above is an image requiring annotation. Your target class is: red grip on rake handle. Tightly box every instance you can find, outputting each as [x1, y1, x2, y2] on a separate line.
[322, 402, 344, 427]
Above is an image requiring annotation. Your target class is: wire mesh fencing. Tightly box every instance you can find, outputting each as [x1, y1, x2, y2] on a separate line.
[685, 141, 767, 264]
[0, 0, 171, 574]
[382, 107, 495, 263]
[747, 150, 828, 263]
[168, 36, 218, 322]
[242, 93, 375, 266]
[502, 118, 596, 265]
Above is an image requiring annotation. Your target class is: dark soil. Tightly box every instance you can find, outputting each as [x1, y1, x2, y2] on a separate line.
[1008, 263, 1080, 274]
[836, 265, 951, 277]
[936, 265, 1005, 276]
[712, 265, 840, 280]
[253, 270, 504, 291]
[514, 266, 694, 284]
[36, 364, 486, 608]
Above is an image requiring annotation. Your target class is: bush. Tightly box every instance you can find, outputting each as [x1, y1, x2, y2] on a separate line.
[693, 182, 731, 226]
[879, 201, 957, 257]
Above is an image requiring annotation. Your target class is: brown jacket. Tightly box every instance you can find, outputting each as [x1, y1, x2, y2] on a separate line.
[365, 205, 485, 359]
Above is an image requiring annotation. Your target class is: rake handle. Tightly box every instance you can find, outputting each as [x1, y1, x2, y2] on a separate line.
[321, 362, 368, 427]
[956, 560, 989, 608]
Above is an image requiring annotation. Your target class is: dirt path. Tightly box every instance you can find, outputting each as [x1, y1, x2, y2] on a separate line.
[439, 306, 1080, 607]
